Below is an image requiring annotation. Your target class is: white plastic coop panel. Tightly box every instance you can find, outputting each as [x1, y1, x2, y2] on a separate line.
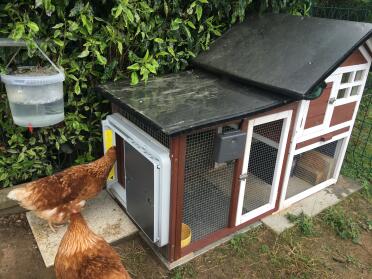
[236, 110, 292, 226]
[102, 113, 171, 247]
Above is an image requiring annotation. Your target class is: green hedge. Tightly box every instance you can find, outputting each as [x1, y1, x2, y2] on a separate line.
[0, 0, 309, 187]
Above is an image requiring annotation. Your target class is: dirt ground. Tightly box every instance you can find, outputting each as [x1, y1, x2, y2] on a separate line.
[0, 192, 371, 279]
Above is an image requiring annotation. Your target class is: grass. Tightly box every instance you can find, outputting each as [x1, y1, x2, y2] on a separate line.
[171, 265, 197, 279]
[322, 207, 361, 243]
[286, 212, 316, 236]
[229, 233, 248, 256]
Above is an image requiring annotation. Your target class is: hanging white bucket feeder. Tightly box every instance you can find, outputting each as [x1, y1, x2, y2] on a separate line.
[0, 39, 65, 128]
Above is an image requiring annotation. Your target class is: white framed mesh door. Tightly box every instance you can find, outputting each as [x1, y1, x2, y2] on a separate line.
[236, 111, 292, 225]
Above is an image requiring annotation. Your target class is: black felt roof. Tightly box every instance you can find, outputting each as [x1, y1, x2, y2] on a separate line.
[97, 71, 290, 135]
[193, 14, 372, 99]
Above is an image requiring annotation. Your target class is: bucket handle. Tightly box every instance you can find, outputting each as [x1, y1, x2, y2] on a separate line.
[0, 38, 63, 74]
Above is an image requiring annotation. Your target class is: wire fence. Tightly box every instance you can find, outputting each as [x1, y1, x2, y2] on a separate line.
[311, 5, 371, 183]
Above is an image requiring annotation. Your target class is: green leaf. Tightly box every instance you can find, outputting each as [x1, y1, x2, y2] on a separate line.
[127, 63, 140, 70]
[53, 38, 64, 47]
[27, 22, 39, 32]
[81, 14, 93, 34]
[196, 5, 203, 21]
[167, 46, 175, 57]
[113, 5, 123, 18]
[183, 25, 191, 38]
[95, 51, 107, 65]
[144, 50, 150, 61]
[74, 82, 81, 94]
[130, 72, 139, 85]
[154, 38, 164, 43]
[11, 23, 25, 40]
[0, 173, 8, 181]
[140, 67, 149, 81]
[199, 0, 208, 3]
[117, 41, 123, 55]
[78, 49, 90, 58]
[187, 21, 196, 29]
[52, 23, 64, 29]
[164, 0, 168, 17]
[124, 7, 134, 23]
[156, 51, 169, 57]
[146, 63, 157, 74]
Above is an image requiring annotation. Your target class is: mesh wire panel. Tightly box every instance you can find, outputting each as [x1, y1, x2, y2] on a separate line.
[182, 128, 235, 243]
[116, 107, 170, 148]
[242, 120, 283, 214]
[286, 139, 341, 199]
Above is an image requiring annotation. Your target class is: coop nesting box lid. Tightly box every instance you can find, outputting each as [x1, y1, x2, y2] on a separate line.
[193, 14, 372, 100]
[97, 70, 290, 135]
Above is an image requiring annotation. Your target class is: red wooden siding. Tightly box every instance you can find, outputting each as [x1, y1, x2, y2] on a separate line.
[296, 127, 350, 149]
[340, 49, 367, 67]
[304, 83, 333, 129]
[330, 102, 357, 126]
[228, 119, 249, 228]
[168, 136, 187, 262]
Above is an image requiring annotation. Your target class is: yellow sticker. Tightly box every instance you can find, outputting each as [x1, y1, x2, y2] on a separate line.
[104, 129, 115, 180]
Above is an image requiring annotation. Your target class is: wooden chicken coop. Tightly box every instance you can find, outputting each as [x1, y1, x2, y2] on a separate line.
[97, 14, 372, 267]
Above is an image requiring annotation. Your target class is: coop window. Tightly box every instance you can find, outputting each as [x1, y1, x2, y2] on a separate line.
[337, 88, 347, 99]
[354, 70, 364, 81]
[182, 127, 235, 243]
[285, 139, 343, 199]
[341, 72, 352, 83]
[337, 69, 366, 100]
[350, 85, 360, 96]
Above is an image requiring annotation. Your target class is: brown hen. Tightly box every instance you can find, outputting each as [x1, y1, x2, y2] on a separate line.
[55, 212, 130, 279]
[7, 146, 116, 231]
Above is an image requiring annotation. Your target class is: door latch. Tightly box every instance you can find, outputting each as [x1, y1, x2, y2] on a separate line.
[328, 97, 336, 104]
[239, 173, 249, 181]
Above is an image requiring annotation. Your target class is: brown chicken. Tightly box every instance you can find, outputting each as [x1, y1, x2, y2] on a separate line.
[55, 212, 130, 279]
[7, 146, 116, 231]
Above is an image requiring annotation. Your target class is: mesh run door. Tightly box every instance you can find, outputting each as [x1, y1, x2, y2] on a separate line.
[281, 137, 346, 207]
[236, 111, 292, 225]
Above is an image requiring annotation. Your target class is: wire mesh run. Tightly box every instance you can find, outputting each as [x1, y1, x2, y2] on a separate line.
[182, 128, 235, 243]
[286, 139, 342, 199]
[242, 120, 283, 214]
[116, 106, 170, 148]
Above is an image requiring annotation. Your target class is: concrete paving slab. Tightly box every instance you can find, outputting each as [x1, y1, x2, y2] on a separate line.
[262, 175, 362, 234]
[27, 190, 138, 268]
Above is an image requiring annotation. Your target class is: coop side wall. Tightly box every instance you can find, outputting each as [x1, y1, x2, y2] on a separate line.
[279, 45, 371, 209]
[167, 101, 299, 262]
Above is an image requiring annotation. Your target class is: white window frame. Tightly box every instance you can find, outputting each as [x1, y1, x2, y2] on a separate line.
[236, 110, 292, 225]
